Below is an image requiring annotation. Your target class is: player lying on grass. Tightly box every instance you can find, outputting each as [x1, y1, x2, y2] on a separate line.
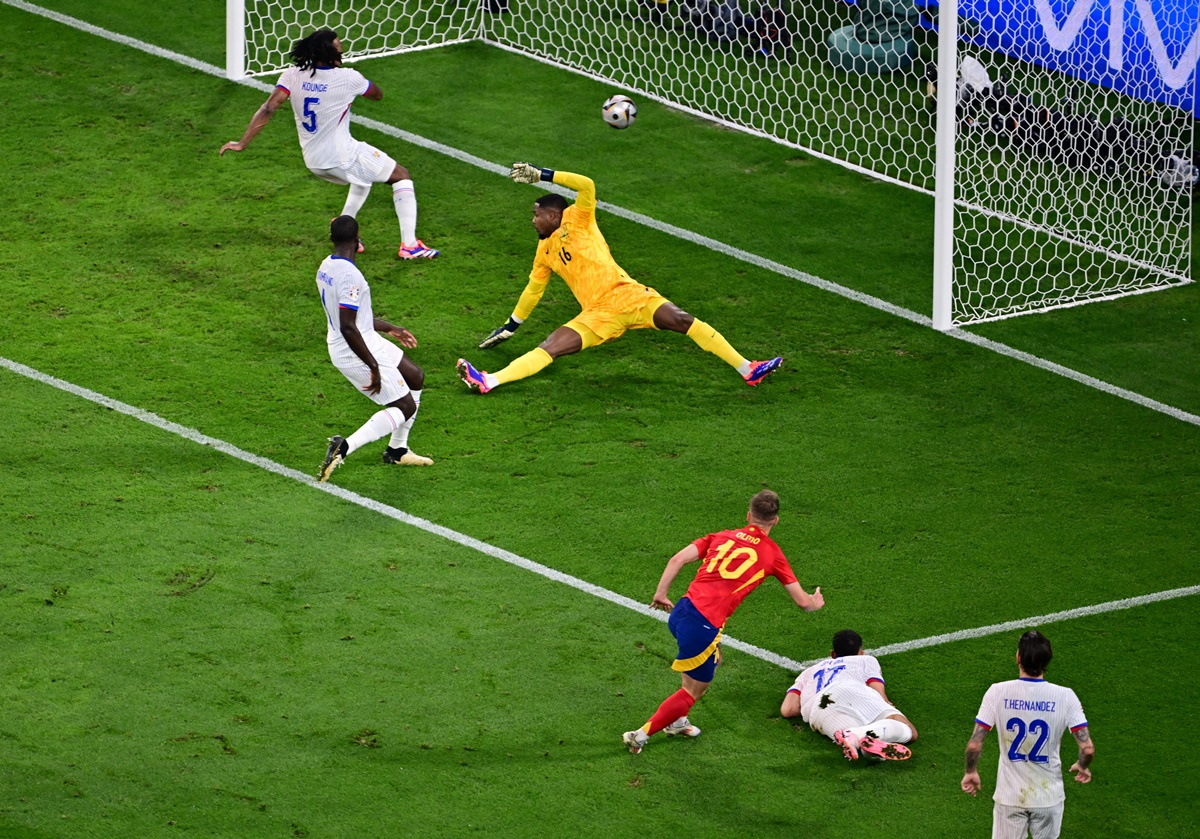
[317, 216, 433, 482]
[455, 163, 782, 393]
[781, 629, 917, 761]
[219, 28, 438, 260]
[622, 490, 823, 754]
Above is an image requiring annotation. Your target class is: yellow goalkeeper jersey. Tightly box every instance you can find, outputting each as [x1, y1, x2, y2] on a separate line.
[513, 171, 656, 320]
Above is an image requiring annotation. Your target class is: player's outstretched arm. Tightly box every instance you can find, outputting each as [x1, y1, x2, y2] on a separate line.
[1069, 727, 1095, 783]
[374, 319, 417, 349]
[219, 87, 289, 155]
[961, 723, 989, 796]
[508, 163, 597, 217]
[651, 544, 701, 611]
[783, 582, 823, 612]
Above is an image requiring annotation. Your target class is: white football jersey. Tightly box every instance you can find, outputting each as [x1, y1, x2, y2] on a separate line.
[790, 654, 886, 723]
[277, 65, 371, 169]
[316, 255, 384, 366]
[975, 678, 1088, 808]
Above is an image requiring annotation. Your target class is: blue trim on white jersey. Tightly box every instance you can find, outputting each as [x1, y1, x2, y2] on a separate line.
[329, 255, 356, 263]
[1018, 677, 1046, 682]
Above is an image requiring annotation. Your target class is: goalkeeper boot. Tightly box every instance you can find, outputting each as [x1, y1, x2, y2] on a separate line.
[456, 359, 492, 394]
[622, 729, 649, 755]
[318, 436, 349, 483]
[399, 240, 439, 259]
[834, 729, 862, 761]
[858, 735, 912, 762]
[744, 357, 783, 386]
[383, 447, 433, 466]
[662, 717, 701, 738]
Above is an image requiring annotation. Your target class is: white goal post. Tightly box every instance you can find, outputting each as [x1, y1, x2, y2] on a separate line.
[227, 0, 1196, 329]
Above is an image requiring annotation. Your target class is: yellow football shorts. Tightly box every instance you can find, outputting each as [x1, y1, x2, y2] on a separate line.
[564, 291, 669, 349]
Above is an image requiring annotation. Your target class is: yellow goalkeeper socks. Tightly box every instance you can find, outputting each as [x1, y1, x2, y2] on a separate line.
[494, 347, 554, 385]
[686, 319, 747, 370]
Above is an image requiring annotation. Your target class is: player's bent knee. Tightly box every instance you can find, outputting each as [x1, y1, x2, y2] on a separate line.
[387, 164, 411, 184]
[890, 714, 917, 740]
[401, 362, 425, 391]
[388, 392, 417, 420]
[653, 303, 694, 333]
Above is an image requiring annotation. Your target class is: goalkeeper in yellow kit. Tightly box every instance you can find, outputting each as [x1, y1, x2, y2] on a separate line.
[455, 163, 783, 394]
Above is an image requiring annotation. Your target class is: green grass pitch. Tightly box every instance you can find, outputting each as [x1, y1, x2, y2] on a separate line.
[1, 0, 1197, 836]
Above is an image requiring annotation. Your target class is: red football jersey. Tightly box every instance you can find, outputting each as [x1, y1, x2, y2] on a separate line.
[683, 524, 797, 626]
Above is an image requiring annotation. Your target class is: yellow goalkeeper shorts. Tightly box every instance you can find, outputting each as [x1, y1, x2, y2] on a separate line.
[564, 292, 669, 349]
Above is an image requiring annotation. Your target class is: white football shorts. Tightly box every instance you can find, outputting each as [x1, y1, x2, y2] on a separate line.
[806, 680, 898, 739]
[309, 141, 396, 187]
[992, 803, 1064, 839]
[332, 336, 409, 407]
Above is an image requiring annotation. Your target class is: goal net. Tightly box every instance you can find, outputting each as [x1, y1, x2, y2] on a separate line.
[233, 0, 478, 79]
[228, 0, 1196, 327]
[942, 0, 1197, 325]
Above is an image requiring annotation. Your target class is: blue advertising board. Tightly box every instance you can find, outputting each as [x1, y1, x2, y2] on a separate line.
[915, 0, 1198, 116]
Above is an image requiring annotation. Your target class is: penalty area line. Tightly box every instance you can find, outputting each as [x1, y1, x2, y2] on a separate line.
[0, 355, 802, 673]
[3, 0, 1197, 429]
[5, 355, 1198, 674]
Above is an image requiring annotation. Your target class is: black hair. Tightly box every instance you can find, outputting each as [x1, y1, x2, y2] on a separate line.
[330, 215, 359, 246]
[535, 193, 569, 212]
[831, 629, 863, 658]
[749, 489, 779, 522]
[292, 29, 342, 76]
[1017, 630, 1053, 677]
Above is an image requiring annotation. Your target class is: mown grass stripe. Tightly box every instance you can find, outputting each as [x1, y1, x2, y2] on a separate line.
[6, 355, 1196, 674]
[2, 0, 1195, 428]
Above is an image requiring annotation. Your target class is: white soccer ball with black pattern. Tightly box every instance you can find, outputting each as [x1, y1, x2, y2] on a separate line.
[602, 95, 637, 129]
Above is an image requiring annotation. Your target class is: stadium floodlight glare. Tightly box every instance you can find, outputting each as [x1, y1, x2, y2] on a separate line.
[228, 0, 1195, 328]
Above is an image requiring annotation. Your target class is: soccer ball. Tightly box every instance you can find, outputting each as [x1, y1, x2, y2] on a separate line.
[602, 95, 637, 130]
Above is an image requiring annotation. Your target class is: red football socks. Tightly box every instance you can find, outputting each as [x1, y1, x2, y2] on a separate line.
[645, 689, 697, 736]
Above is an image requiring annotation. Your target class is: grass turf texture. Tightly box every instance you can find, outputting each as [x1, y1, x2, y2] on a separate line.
[1, 1, 1198, 836]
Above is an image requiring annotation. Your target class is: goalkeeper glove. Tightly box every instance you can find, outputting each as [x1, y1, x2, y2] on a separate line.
[479, 316, 522, 349]
[510, 162, 554, 184]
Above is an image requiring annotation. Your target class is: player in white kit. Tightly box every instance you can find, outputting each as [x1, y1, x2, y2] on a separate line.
[962, 631, 1095, 839]
[316, 216, 432, 482]
[782, 630, 917, 761]
[220, 29, 438, 259]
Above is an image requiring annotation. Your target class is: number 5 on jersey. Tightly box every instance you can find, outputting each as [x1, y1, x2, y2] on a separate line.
[303, 97, 319, 133]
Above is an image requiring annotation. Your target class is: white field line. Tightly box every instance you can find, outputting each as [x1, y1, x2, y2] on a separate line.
[4, 0, 1197, 427]
[4, 355, 1198, 672]
[862, 585, 1200, 661]
[4, 4, 1199, 664]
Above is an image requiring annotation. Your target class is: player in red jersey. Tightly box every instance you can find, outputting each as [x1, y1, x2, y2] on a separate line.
[622, 490, 824, 754]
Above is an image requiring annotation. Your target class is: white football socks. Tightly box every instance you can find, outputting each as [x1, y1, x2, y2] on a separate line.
[850, 719, 913, 744]
[346, 406, 406, 455]
[341, 183, 371, 218]
[393, 179, 418, 247]
[388, 390, 420, 450]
